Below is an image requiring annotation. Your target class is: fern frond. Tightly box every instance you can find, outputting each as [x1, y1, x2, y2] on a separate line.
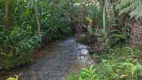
[116, 0, 142, 19]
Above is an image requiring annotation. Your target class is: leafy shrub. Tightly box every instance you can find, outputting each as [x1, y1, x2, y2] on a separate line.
[0, 26, 41, 70]
[96, 60, 142, 80]
[96, 47, 142, 80]
[68, 47, 142, 80]
[67, 64, 99, 80]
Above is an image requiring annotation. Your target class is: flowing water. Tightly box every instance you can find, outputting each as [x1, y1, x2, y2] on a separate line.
[0, 37, 96, 80]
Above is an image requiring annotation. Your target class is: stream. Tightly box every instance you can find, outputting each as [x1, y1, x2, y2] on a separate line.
[0, 37, 96, 80]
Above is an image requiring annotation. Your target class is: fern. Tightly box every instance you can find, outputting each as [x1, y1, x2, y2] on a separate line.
[116, 0, 142, 19]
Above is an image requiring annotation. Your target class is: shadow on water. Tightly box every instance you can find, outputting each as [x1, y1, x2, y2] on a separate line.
[0, 37, 96, 80]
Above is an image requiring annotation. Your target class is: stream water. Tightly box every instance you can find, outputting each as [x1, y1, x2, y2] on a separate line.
[0, 37, 96, 80]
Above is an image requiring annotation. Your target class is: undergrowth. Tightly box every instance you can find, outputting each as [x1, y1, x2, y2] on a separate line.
[67, 64, 99, 80]
[0, 26, 41, 70]
[67, 46, 142, 80]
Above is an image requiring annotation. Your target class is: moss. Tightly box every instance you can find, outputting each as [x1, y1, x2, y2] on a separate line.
[76, 34, 88, 44]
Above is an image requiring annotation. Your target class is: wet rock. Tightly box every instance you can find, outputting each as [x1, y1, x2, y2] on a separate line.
[88, 43, 105, 54]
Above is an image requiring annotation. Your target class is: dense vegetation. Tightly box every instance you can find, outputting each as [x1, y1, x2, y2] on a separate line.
[66, 0, 142, 80]
[0, 0, 73, 70]
[1, 0, 142, 80]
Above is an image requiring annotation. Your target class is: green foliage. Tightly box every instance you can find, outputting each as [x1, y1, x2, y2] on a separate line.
[97, 29, 109, 46]
[96, 47, 142, 80]
[0, 26, 41, 70]
[67, 64, 99, 80]
[86, 3, 103, 28]
[68, 46, 142, 80]
[39, 0, 72, 40]
[0, 0, 73, 70]
[116, 0, 142, 19]
[82, 4, 104, 45]
[80, 65, 99, 80]
[109, 28, 130, 47]
[96, 24, 130, 48]
[97, 60, 142, 80]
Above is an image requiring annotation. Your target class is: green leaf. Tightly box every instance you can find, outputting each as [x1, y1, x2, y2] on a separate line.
[81, 68, 90, 73]
[7, 75, 18, 80]
[0, 52, 6, 56]
[81, 72, 91, 77]
[89, 64, 94, 71]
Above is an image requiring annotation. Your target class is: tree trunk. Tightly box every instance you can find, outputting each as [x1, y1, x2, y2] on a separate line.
[82, 0, 86, 26]
[105, 0, 111, 24]
[103, 5, 106, 30]
[4, 0, 9, 28]
[51, 0, 55, 26]
[34, 0, 41, 35]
